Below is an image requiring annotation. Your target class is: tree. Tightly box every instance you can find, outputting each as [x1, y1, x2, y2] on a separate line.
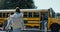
[0, 0, 35, 9]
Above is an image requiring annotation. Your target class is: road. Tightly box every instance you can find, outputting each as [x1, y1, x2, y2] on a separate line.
[0, 28, 60, 32]
[0, 30, 60, 32]
[0, 30, 51, 32]
[0, 31, 50, 32]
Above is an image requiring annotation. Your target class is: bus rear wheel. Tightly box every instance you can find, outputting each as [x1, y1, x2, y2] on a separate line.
[50, 23, 60, 32]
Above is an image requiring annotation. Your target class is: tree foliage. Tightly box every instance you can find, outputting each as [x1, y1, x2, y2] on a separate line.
[0, 0, 35, 9]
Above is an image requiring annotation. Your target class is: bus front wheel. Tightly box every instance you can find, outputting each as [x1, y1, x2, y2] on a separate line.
[50, 23, 60, 32]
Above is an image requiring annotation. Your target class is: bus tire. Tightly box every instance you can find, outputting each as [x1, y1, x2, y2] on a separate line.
[50, 23, 60, 32]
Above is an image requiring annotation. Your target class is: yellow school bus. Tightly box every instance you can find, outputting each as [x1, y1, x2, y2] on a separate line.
[0, 9, 60, 31]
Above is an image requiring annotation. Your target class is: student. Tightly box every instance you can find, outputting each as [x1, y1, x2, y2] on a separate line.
[6, 7, 24, 32]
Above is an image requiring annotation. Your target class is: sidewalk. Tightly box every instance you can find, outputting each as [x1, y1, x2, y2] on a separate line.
[0, 31, 6, 32]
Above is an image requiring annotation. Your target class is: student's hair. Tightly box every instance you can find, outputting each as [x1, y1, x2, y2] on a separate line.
[15, 7, 20, 13]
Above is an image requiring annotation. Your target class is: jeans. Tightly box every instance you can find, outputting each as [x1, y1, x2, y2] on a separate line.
[6, 28, 21, 32]
[6, 29, 12, 32]
[12, 28, 21, 32]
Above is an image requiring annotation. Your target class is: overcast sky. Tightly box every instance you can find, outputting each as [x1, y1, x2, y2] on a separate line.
[33, 0, 60, 13]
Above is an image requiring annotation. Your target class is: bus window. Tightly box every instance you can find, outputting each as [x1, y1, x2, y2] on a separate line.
[0, 13, 2, 17]
[28, 12, 32, 17]
[6, 13, 9, 17]
[23, 12, 27, 17]
[11, 12, 14, 15]
[3, 13, 6, 18]
[33, 12, 39, 17]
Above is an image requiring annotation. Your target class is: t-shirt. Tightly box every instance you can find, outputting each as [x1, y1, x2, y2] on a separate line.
[8, 12, 24, 29]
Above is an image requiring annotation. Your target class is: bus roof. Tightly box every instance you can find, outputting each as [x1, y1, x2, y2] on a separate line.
[0, 9, 48, 12]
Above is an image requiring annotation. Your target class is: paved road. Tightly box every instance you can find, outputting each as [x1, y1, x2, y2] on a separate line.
[1, 29, 60, 32]
[0, 31, 6, 32]
[0, 30, 51, 32]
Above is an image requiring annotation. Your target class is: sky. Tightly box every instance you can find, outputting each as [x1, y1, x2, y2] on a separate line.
[33, 0, 60, 13]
